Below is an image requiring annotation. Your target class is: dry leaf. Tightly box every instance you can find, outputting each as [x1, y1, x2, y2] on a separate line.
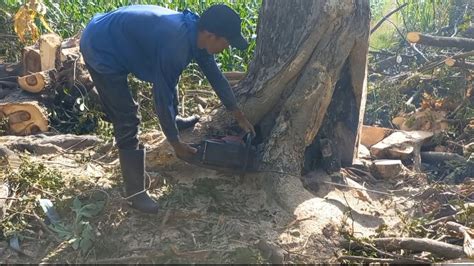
[354, 190, 372, 203]
[13, 0, 54, 43]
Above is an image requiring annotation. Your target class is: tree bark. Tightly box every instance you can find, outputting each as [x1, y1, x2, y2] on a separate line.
[148, 0, 370, 211]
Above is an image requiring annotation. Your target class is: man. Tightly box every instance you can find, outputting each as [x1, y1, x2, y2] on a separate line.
[80, 4, 255, 214]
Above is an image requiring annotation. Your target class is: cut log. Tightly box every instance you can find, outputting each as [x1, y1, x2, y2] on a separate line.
[0, 62, 23, 78]
[0, 134, 102, 155]
[421, 151, 466, 164]
[370, 130, 433, 160]
[0, 102, 48, 135]
[392, 110, 449, 133]
[39, 33, 62, 71]
[445, 58, 474, 70]
[223, 71, 246, 81]
[372, 159, 408, 179]
[0, 90, 48, 136]
[358, 144, 371, 159]
[22, 46, 41, 74]
[224, 71, 245, 86]
[17, 69, 56, 93]
[360, 125, 393, 148]
[407, 32, 474, 50]
[60, 46, 81, 62]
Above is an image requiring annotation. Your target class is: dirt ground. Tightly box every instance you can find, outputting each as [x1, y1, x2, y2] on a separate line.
[0, 133, 442, 263]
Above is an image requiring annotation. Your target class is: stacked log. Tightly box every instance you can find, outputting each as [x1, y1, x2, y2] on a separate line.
[0, 32, 93, 136]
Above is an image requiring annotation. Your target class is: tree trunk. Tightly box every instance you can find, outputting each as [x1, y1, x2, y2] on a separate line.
[148, 0, 370, 211]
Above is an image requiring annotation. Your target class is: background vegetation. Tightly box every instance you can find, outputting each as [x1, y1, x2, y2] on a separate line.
[0, 0, 260, 136]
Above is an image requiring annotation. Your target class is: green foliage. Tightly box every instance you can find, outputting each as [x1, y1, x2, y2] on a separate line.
[0, 117, 8, 135]
[1, 158, 64, 239]
[49, 195, 105, 255]
[364, 80, 405, 127]
[227, 247, 264, 264]
[396, 0, 452, 33]
[13, 158, 64, 193]
[0, 1, 22, 62]
[2, 0, 260, 71]
[1, 0, 260, 136]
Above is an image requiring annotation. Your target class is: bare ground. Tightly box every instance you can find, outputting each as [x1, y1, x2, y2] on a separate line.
[0, 132, 450, 264]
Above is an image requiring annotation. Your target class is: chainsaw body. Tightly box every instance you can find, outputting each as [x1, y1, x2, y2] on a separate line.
[180, 134, 258, 173]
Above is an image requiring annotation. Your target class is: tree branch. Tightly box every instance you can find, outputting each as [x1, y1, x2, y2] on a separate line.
[370, 3, 408, 35]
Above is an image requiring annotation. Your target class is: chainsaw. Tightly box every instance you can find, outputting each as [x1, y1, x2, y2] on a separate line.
[177, 133, 258, 174]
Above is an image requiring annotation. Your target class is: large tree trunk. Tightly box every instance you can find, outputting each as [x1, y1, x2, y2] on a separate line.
[148, 0, 370, 211]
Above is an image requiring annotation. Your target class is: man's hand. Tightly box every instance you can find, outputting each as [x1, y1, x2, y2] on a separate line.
[232, 109, 256, 136]
[170, 140, 197, 159]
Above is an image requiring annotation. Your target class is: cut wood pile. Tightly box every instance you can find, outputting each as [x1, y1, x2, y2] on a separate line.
[344, 23, 474, 262]
[0, 32, 95, 136]
[366, 29, 474, 183]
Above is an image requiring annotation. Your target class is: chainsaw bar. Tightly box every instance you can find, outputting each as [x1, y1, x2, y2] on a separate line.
[178, 133, 258, 174]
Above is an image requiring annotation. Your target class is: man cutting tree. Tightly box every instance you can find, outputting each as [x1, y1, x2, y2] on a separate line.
[80, 4, 255, 214]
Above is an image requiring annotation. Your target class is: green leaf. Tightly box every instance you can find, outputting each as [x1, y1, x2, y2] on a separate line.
[71, 238, 80, 250]
[49, 223, 73, 240]
[79, 237, 93, 254]
[79, 203, 102, 218]
[72, 197, 82, 212]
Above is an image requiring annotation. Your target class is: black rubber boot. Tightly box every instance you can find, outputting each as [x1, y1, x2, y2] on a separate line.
[118, 147, 159, 214]
[176, 115, 200, 131]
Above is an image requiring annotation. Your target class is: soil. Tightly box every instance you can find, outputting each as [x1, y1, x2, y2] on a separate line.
[0, 132, 429, 264]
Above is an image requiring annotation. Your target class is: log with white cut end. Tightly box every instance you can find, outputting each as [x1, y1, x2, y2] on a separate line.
[39, 33, 62, 71]
[445, 58, 474, 70]
[372, 159, 409, 179]
[18, 69, 56, 93]
[22, 33, 62, 75]
[370, 130, 433, 159]
[0, 90, 48, 136]
[224, 71, 245, 86]
[360, 125, 394, 148]
[407, 32, 474, 50]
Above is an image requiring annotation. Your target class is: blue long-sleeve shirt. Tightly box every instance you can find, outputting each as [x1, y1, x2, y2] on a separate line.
[79, 5, 238, 141]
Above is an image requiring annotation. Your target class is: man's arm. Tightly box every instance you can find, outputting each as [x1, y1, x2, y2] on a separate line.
[195, 52, 239, 111]
[196, 52, 255, 135]
[152, 76, 179, 142]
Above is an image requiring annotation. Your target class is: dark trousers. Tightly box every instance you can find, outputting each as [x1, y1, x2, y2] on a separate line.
[86, 65, 140, 150]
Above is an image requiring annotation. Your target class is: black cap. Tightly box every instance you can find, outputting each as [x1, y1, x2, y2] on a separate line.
[199, 4, 248, 50]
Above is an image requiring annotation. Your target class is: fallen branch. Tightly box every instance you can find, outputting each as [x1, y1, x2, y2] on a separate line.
[418, 50, 474, 74]
[407, 32, 474, 50]
[370, 3, 408, 35]
[372, 237, 465, 259]
[32, 212, 62, 243]
[337, 255, 420, 263]
[446, 221, 474, 258]
[445, 221, 472, 235]
[90, 253, 166, 264]
[445, 58, 474, 70]
[343, 237, 466, 259]
[420, 151, 466, 164]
